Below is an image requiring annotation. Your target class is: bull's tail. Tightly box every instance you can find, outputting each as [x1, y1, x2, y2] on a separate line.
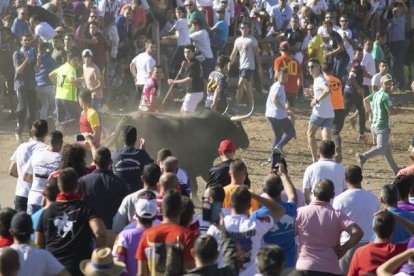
[104, 115, 131, 148]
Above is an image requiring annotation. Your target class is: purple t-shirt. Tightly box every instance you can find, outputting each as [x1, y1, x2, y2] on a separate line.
[398, 202, 414, 212]
[112, 227, 146, 276]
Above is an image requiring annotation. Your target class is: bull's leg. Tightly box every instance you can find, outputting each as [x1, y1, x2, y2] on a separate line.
[190, 176, 201, 207]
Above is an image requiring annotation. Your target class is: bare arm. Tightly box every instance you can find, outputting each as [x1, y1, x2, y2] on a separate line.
[49, 71, 57, 85]
[169, 76, 192, 85]
[15, 54, 29, 75]
[23, 173, 33, 183]
[35, 231, 45, 248]
[253, 45, 262, 73]
[8, 162, 18, 178]
[228, 44, 238, 69]
[336, 223, 363, 258]
[130, 62, 137, 81]
[89, 218, 107, 248]
[251, 193, 285, 222]
[138, 260, 149, 276]
[304, 188, 311, 205]
[377, 248, 414, 276]
[276, 163, 297, 204]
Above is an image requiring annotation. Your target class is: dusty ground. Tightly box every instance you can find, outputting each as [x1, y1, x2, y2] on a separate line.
[0, 90, 413, 208]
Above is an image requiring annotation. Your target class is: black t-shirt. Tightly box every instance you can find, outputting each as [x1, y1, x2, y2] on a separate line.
[111, 146, 153, 193]
[78, 169, 129, 229]
[345, 59, 364, 93]
[285, 29, 304, 48]
[206, 159, 251, 188]
[328, 31, 349, 60]
[185, 58, 204, 93]
[37, 200, 100, 276]
[13, 49, 36, 90]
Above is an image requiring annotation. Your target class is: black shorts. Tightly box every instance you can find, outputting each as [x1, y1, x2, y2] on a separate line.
[239, 68, 254, 81]
[286, 93, 297, 107]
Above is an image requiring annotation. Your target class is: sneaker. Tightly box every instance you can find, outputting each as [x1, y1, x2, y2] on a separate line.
[355, 153, 365, 169]
[15, 133, 23, 144]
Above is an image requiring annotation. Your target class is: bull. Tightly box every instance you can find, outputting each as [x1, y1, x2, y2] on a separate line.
[104, 110, 250, 199]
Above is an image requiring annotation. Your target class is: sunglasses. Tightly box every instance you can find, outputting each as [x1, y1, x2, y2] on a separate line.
[325, 16, 332, 19]
[240, 26, 249, 30]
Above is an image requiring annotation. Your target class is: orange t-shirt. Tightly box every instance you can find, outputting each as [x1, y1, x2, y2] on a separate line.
[223, 183, 259, 214]
[273, 53, 301, 94]
[324, 73, 344, 110]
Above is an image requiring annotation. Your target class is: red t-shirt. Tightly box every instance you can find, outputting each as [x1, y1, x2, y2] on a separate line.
[348, 242, 407, 276]
[0, 236, 13, 247]
[273, 53, 301, 93]
[135, 223, 196, 274]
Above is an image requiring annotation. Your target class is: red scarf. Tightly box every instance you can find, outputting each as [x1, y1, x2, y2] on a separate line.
[56, 192, 81, 201]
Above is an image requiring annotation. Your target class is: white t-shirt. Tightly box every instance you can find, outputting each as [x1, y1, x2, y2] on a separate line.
[234, 36, 258, 70]
[362, 50, 376, 86]
[189, 29, 213, 59]
[10, 141, 47, 197]
[34, 22, 55, 42]
[312, 74, 334, 118]
[333, 188, 380, 243]
[130, 52, 156, 85]
[337, 28, 354, 63]
[196, 0, 212, 7]
[371, 72, 382, 89]
[317, 25, 340, 38]
[265, 81, 288, 119]
[207, 214, 274, 276]
[10, 244, 64, 276]
[269, 5, 292, 31]
[24, 149, 61, 206]
[303, 158, 346, 200]
[173, 18, 191, 46]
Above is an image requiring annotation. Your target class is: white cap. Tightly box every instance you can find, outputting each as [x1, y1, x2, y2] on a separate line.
[135, 198, 157, 219]
[82, 49, 93, 57]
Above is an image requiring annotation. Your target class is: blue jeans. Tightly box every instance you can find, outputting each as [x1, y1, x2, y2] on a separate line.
[268, 117, 296, 152]
[361, 127, 399, 174]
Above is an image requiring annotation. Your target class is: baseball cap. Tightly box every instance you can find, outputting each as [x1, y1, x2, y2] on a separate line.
[380, 74, 393, 83]
[280, 41, 289, 51]
[218, 139, 235, 153]
[11, 212, 33, 235]
[82, 49, 93, 57]
[135, 198, 157, 219]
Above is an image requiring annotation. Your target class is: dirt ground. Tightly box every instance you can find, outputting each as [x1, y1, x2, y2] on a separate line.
[0, 90, 413, 208]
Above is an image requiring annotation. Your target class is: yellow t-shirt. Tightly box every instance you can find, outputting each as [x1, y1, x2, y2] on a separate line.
[308, 34, 325, 64]
[223, 183, 259, 215]
[53, 63, 77, 102]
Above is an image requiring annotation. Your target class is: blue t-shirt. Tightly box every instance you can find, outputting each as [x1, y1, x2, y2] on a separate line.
[11, 18, 31, 38]
[36, 52, 58, 87]
[251, 200, 297, 267]
[212, 20, 229, 45]
[31, 208, 45, 241]
[371, 207, 414, 243]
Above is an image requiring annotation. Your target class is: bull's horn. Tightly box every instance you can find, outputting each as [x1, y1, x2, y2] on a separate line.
[230, 105, 255, 122]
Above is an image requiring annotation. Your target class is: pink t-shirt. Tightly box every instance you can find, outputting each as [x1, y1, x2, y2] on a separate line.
[296, 200, 355, 274]
[139, 78, 158, 112]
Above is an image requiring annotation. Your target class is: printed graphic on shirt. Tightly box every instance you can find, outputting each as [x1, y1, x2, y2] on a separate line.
[52, 209, 79, 238]
[226, 230, 254, 271]
[144, 241, 183, 275]
[269, 214, 295, 233]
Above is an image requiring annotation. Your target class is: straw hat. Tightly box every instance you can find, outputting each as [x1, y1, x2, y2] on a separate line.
[80, 248, 125, 275]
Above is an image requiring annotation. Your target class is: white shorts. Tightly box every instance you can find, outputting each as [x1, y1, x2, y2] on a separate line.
[181, 92, 204, 113]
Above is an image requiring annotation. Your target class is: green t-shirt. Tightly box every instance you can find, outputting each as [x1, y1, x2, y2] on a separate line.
[371, 42, 384, 62]
[53, 63, 77, 102]
[187, 9, 208, 30]
[368, 89, 392, 129]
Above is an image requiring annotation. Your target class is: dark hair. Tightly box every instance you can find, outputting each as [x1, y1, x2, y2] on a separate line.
[230, 185, 251, 214]
[79, 90, 92, 104]
[256, 245, 285, 275]
[373, 211, 395, 239]
[0, 247, 20, 276]
[394, 175, 414, 201]
[313, 179, 335, 201]
[381, 184, 399, 205]
[145, 39, 156, 48]
[179, 196, 194, 227]
[345, 165, 363, 185]
[379, 60, 389, 66]
[208, 185, 225, 202]
[319, 140, 335, 158]
[159, 173, 179, 192]
[308, 58, 320, 65]
[142, 163, 161, 188]
[58, 167, 79, 193]
[176, 6, 186, 13]
[355, 47, 363, 53]
[137, 216, 155, 227]
[123, 125, 137, 146]
[263, 174, 283, 198]
[376, 31, 387, 40]
[94, 147, 112, 169]
[59, 143, 87, 176]
[0, 208, 16, 238]
[50, 130, 63, 148]
[217, 55, 230, 69]
[66, 49, 81, 61]
[194, 234, 219, 264]
[157, 148, 172, 162]
[322, 62, 333, 73]
[31, 119, 48, 138]
[44, 180, 60, 202]
[184, 44, 196, 52]
[190, 19, 200, 26]
[162, 189, 183, 219]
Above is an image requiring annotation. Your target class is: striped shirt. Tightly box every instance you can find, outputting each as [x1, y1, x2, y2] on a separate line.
[367, 89, 392, 129]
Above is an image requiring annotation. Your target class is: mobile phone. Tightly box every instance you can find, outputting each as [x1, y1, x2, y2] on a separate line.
[202, 202, 222, 223]
[272, 150, 281, 169]
[75, 134, 85, 142]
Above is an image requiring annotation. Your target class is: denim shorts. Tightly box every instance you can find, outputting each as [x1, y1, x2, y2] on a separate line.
[309, 113, 334, 128]
[239, 68, 254, 81]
